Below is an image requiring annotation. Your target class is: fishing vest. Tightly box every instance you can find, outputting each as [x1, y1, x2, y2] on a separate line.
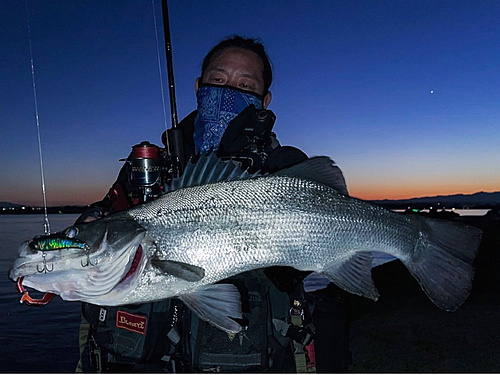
[83, 301, 174, 372]
[172, 270, 295, 372]
[83, 269, 310, 373]
[80, 107, 315, 372]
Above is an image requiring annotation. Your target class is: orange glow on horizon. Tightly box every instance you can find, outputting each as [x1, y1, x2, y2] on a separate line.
[350, 185, 500, 201]
[7, 179, 500, 207]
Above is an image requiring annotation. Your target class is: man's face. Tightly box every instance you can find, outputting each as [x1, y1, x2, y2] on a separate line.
[195, 47, 272, 108]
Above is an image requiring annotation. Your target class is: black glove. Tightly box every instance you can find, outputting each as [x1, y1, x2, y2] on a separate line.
[217, 105, 276, 155]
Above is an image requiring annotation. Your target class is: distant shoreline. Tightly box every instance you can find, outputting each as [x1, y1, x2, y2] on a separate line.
[1, 204, 497, 218]
[2, 191, 499, 215]
[0, 206, 87, 215]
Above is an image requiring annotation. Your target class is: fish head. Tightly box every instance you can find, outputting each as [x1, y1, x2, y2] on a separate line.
[9, 215, 147, 304]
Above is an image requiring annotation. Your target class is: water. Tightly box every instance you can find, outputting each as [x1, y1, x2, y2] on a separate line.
[0, 214, 82, 373]
[392, 208, 490, 216]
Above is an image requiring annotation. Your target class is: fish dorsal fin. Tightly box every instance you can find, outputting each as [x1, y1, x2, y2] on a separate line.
[151, 259, 205, 282]
[274, 156, 349, 195]
[179, 283, 243, 333]
[167, 153, 348, 195]
[167, 153, 260, 193]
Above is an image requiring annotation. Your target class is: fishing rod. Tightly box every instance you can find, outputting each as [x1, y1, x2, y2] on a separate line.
[25, 0, 50, 235]
[124, 0, 185, 204]
[161, 0, 185, 176]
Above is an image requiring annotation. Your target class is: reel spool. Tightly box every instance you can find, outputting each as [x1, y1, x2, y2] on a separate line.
[128, 141, 165, 203]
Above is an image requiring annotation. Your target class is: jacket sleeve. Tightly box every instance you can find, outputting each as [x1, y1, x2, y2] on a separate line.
[263, 145, 308, 174]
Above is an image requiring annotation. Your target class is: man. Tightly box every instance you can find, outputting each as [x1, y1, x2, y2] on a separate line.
[76, 35, 350, 372]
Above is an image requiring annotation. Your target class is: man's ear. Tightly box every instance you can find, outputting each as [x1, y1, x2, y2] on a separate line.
[263, 91, 272, 109]
[195, 77, 201, 93]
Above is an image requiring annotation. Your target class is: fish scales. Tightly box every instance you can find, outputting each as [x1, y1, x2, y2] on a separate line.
[9, 155, 482, 332]
[119, 175, 418, 303]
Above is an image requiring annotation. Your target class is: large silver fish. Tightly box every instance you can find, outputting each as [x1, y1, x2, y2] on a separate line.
[9, 155, 482, 333]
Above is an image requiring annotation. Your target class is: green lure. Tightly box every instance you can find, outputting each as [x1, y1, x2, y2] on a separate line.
[32, 237, 87, 251]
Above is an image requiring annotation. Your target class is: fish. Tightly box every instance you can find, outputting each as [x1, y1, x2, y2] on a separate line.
[9, 154, 482, 333]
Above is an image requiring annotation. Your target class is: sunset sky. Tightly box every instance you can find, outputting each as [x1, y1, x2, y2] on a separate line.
[1, 0, 499, 206]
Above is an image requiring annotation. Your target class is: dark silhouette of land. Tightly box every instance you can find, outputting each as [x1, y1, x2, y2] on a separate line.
[0, 203, 86, 215]
[369, 191, 500, 210]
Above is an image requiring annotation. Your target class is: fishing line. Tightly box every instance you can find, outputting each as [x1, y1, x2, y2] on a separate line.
[151, 0, 170, 138]
[25, 0, 50, 235]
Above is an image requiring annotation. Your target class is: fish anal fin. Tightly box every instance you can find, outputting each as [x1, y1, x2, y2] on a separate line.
[322, 252, 379, 300]
[151, 259, 205, 282]
[179, 283, 243, 334]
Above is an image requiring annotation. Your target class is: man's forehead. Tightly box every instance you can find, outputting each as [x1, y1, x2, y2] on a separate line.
[206, 48, 264, 74]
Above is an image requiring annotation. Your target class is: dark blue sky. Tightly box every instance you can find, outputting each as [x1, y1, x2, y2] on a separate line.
[1, 0, 499, 206]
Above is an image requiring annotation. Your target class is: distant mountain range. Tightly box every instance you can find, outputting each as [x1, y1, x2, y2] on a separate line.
[370, 191, 500, 209]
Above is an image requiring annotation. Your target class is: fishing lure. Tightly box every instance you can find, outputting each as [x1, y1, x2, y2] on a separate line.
[30, 236, 87, 251]
[30, 233, 95, 270]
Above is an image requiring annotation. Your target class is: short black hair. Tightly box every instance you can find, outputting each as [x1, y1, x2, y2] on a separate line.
[201, 35, 273, 94]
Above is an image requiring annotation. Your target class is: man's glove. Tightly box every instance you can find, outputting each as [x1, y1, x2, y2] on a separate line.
[217, 105, 276, 156]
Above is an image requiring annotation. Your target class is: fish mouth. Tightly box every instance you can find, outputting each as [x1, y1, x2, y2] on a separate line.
[13, 241, 145, 306]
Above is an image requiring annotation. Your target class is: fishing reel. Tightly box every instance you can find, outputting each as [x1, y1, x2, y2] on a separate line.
[127, 141, 170, 204]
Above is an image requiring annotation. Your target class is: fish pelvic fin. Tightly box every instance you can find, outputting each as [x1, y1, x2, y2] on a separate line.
[274, 156, 349, 196]
[405, 216, 482, 311]
[179, 283, 243, 334]
[322, 252, 379, 301]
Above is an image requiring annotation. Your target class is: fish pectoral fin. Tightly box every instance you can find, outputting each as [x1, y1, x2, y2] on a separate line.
[179, 284, 243, 334]
[151, 259, 205, 282]
[322, 252, 379, 301]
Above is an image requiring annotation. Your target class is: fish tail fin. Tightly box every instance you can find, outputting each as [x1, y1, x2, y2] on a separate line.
[404, 216, 482, 311]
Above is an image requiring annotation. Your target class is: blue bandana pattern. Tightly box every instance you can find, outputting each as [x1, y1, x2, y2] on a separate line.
[194, 85, 263, 154]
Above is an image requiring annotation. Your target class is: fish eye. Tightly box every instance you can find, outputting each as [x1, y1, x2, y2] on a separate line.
[65, 227, 79, 238]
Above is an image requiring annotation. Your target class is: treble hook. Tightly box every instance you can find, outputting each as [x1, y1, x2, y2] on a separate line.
[81, 250, 96, 268]
[37, 252, 53, 273]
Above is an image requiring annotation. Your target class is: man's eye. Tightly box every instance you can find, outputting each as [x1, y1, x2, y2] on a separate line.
[239, 82, 253, 90]
[210, 77, 224, 83]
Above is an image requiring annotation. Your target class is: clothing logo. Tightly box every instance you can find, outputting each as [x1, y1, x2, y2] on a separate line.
[116, 311, 147, 335]
[99, 308, 107, 322]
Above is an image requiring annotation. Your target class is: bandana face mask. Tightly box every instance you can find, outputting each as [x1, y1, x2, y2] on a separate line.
[193, 84, 264, 154]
